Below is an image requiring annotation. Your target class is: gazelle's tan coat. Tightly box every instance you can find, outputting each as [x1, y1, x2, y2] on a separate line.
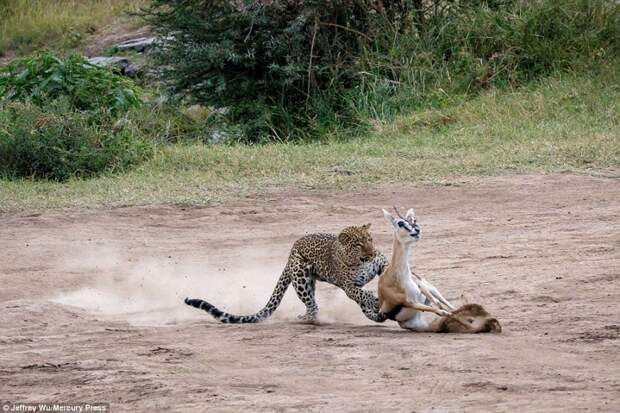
[378, 208, 452, 331]
[378, 207, 501, 333]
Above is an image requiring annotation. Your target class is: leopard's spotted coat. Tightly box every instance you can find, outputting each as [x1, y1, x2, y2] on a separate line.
[185, 224, 388, 323]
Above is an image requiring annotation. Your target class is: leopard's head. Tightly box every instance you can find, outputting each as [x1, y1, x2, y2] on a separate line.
[337, 224, 376, 265]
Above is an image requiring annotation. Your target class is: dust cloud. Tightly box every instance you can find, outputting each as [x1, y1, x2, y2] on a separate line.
[52, 245, 371, 326]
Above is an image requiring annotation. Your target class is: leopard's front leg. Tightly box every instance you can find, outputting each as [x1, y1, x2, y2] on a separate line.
[352, 251, 388, 287]
[341, 281, 388, 323]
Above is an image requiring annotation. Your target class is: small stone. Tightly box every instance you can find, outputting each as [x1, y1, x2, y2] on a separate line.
[87, 56, 142, 77]
[115, 36, 157, 52]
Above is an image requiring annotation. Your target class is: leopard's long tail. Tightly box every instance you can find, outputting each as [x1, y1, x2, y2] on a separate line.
[184, 271, 292, 323]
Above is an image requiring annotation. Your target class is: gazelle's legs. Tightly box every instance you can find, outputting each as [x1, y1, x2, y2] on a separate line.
[412, 275, 455, 311]
[418, 277, 455, 310]
[403, 301, 451, 317]
[416, 281, 443, 308]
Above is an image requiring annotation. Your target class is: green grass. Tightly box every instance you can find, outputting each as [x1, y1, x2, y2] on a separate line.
[0, 0, 146, 56]
[1, 66, 618, 211]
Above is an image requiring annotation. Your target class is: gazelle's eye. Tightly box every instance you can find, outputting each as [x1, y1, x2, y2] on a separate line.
[397, 221, 405, 228]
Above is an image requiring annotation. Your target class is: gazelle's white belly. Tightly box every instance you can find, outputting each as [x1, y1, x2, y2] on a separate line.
[395, 278, 430, 328]
[403, 277, 426, 303]
[394, 307, 419, 322]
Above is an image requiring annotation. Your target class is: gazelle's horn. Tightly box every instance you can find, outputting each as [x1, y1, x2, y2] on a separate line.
[393, 206, 405, 221]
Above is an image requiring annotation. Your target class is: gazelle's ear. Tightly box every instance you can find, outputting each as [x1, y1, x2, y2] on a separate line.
[382, 209, 397, 228]
[405, 208, 415, 221]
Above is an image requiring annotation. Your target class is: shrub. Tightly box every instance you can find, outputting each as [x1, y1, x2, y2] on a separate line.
[352, 0, 620, 118]
[144, 0, 620, 141]
[143, 0, 404, 140]
[123, 101, 234, 144]
[0, 51, 142, 114]
[0, 100, 151, 181]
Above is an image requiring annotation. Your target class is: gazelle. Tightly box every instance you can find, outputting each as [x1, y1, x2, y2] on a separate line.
[378, 207, 501, 333]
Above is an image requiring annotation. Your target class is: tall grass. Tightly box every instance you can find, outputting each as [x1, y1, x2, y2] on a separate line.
[0, 0, 146, 56]
[1, 63, 617, 210]
[350, 0, 620, 121]
[143, 0, 620, 141]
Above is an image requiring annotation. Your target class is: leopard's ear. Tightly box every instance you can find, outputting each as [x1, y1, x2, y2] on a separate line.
[362, 223, 371, 230]
[338, 230, 351, 244]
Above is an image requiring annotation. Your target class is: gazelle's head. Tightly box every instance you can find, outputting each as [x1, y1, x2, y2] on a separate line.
[382, 206, 421, 245]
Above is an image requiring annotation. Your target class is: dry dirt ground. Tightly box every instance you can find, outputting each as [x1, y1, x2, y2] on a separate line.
[1, 174, 619, 412]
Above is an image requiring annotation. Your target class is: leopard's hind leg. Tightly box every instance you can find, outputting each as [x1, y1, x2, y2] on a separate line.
[292, 265, 319, 322]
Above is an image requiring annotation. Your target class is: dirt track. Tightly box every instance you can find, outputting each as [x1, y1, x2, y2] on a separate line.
[1, 174, 619, 412]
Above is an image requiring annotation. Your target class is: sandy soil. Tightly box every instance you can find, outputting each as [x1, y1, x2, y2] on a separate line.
[1, 174, 619, 412]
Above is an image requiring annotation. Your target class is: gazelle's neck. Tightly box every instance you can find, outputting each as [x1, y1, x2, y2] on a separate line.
[391, 236, 411, 282]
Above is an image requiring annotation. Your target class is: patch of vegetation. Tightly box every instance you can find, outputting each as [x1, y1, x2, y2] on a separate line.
[124, 102, 227, 144]
[0, 52, 149, 181]
[354, 0, 619, 117]
[0, 51, 142, 114]
[1, 65, 617, 209]
[143, 0, 619, 141]
[0, 99, 151, 181]
[0, 0, 617, 208]
[143, 0, 391, 141]
[0, 0, 147, 56]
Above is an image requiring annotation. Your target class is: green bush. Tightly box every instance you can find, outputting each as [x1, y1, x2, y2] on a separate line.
[123, 101, 232, 144]
[143, 0, 404, 141]
[0, 51, 142, 114]
[352, 0, 620, 118]
[144, 0, 619, 141]
[0, 100, 151, 181]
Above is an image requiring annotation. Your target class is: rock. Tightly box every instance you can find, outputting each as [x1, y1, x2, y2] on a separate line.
[88, 56, 128, 66]
[115, 36, 158, 53]
[183, 104, 210, 122]
[122, 63, 141, 78]
[87, 56, 141, 77]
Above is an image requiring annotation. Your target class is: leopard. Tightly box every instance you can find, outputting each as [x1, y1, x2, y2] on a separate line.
[184, 224, 389, 323]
